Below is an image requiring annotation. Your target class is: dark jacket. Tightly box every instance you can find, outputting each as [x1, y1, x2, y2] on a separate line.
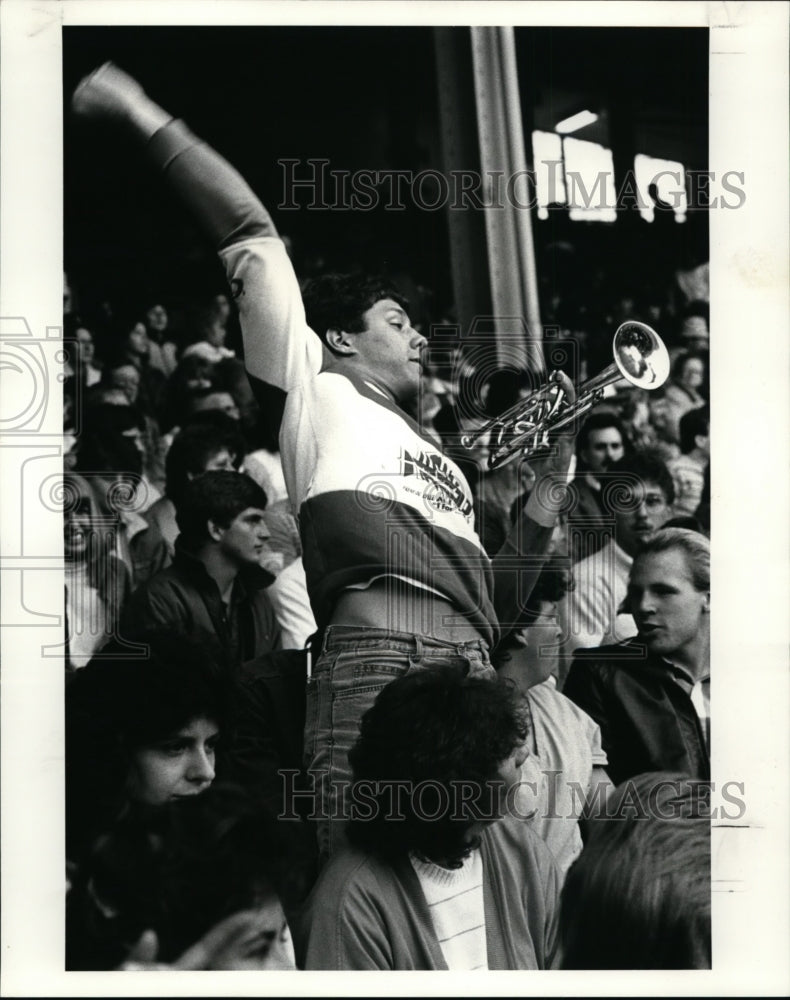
[121, 537, 281, 673]
[563, 638, 709, 785]
[229, 648, 309, 818]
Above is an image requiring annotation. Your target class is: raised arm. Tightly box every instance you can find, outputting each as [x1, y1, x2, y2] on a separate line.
[71, 63, 321, 391]
[72, 63, 275, 247]
[490, 373, 576, 638]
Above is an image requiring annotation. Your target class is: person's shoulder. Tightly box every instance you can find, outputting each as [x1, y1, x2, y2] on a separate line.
[570, 540, 610, 575]
[129, 558, 192, 605]
[144, 495, 174, 522]
[309, 846, 395, 909]
[568, 639, 655, 689]
[488, 815, 560, 882]
[528, 680, 589, 723]
[571, 637, 644, 662]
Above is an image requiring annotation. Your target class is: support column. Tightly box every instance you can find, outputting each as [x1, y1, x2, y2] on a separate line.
[470, 26, 544, 373]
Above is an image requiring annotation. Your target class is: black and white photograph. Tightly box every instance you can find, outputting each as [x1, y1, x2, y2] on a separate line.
[1, 1, 788, 994]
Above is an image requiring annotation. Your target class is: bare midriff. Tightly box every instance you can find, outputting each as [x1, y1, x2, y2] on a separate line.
[330, 577, 487, 645]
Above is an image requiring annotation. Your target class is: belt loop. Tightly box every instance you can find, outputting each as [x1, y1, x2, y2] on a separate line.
[414, 636, 423, 660]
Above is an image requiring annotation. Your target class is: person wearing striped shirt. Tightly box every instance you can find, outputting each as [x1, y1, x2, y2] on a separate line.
[297, 668, 560, 970]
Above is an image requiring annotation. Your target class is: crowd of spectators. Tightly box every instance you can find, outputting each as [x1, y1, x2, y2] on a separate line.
[62, 258, 711, 971]
[63, 62, 712, 973]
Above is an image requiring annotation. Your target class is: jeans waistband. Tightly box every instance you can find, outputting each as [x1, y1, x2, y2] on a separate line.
[321, 625, 490, 659]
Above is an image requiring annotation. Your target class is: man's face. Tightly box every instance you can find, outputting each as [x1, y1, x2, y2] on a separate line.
[217, 506, 270, 567]
[627, 547, 709, 662]
[614, 478, 672, 556]
[580, 426, 624, 474]
[355, 298, 427, 404]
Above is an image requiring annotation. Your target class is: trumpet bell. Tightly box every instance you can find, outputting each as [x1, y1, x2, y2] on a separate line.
[612, 321, 670, 390]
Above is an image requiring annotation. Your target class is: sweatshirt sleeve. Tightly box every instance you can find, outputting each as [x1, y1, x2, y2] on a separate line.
[145, 119, 323, 392]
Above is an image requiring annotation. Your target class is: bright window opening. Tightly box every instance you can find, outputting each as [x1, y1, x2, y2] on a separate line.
[634, 154, 688, 223]
[562, 137, 617, 223]
[532, 130, 566, 220]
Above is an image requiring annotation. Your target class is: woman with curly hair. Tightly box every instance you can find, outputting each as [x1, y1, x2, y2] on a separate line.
[297, 666, 560, 970]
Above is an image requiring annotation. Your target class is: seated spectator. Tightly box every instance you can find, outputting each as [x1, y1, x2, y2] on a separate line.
[662, 350, 707, 445]
[121, 471, 281, 673]
[186, 385, 241, 422]
[493, 563, 613, 881]
[65, 632, 230, 868]
[68, 785, 300, 971]
[668, 406, 709, 517]
[644, 392, 682, 463]
[73, 403, 169, 588]
[566, 410, 628, 564]
[297, 668, 560, 970]
[99, 361, 167, 495]
[110, 315, 169, 422]
[64, 316, 103, 387]
[677, 302, 710, 353]
[161, 353, 217, 434]
[64, 472, 129, 667]
[181, 302, 235, 364]
[145, 413, 245, 558]
[560, 771, 711, 969]
[562, 451, 675, 655]
[563, 529, 710, 785]
[143, 300, 178, 377]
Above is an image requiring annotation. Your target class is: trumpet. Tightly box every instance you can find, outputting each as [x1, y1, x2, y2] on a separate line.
[460, 321, 670, 471]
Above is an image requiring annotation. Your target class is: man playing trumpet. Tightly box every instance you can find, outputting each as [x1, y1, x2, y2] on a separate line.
[72, 63, 576, 856]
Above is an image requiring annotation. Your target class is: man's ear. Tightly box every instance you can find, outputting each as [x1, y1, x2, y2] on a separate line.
[207, 518, 225, 543]
[324, 328, 357, 357]
[702, 590, 711, 614]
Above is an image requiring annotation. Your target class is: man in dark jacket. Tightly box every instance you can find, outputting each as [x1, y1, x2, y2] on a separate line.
[122, 471, 281, 673]
[563, 528, 710, 784]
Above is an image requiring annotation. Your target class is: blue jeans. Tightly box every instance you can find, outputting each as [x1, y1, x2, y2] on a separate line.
[303, 625, 494, 858]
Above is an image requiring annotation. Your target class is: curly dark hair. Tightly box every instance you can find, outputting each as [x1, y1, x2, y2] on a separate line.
[301, 272, 409, 350]
[164, 414, 245, 505]
[345, 667, 529, 868]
